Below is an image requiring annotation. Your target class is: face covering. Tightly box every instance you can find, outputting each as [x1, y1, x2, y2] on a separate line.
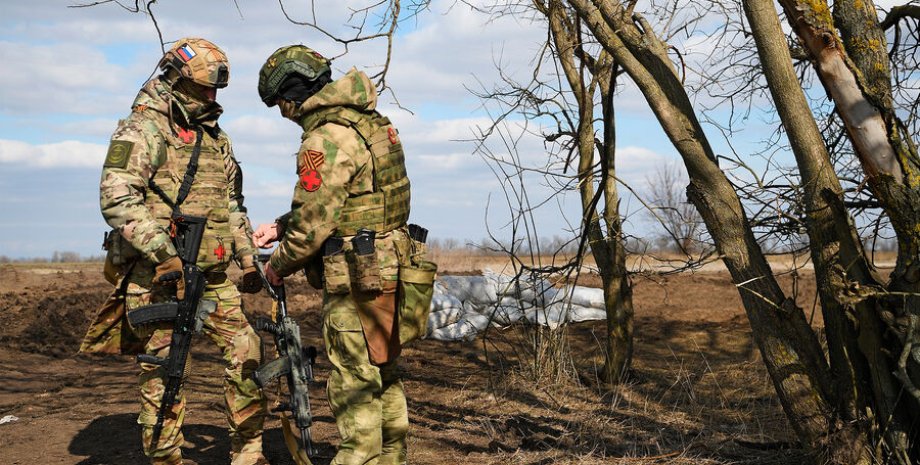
[278, 99, 300, 121]
[173, 79, 223, 124]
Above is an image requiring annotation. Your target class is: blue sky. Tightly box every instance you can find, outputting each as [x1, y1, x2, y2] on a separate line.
[0, 0, 761, 259]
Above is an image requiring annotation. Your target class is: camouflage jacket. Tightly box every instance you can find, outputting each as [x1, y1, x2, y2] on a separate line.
[99, 77, 256, 278]
[270, 69, 410, 280]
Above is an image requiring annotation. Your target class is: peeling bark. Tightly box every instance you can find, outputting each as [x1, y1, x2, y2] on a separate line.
[745, 0, 914, 461]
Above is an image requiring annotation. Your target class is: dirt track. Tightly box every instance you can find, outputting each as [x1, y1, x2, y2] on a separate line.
[0, 263, 812, 464]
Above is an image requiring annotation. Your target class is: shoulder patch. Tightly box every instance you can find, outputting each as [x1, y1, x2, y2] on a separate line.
[103, 140, 134, 168]
[300, 149, 325, 171]
[299, 168, 323, 192]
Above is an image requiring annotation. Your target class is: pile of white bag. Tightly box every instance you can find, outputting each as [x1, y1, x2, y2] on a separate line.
[426, 270, 609, 341]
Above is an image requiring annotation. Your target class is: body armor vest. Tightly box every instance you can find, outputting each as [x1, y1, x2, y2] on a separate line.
[146, 127, 234, 271]
[301, 107, 411, 236]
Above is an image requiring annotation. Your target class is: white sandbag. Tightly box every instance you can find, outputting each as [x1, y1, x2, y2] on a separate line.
[438, 275, 499, 305]
[430, 293, 462, 313]
[488, 305, 525, 325]
[563, 286, 606, 309]
[524, 303, 570, 329]
[427, 313, 492, 341]
[428, 321, 476, 341]
[569, 305, 608, 323]
[427, 307, 464, 330]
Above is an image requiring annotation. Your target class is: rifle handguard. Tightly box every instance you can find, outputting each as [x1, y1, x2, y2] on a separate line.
[127, 302, 180, 327]
[137, 354, 166, 365]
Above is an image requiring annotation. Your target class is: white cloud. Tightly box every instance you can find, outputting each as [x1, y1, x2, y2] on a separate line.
[0, 41, 131, 114]
[0, 139, 106, 168]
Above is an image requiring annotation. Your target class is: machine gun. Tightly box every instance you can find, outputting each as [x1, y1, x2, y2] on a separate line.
[126, 214, 212, 447]
[252, 255, 317, 459]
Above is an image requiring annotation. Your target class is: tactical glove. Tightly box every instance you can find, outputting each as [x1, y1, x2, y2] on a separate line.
[155, 256, 186, 300]
[238, 255, 263, 294]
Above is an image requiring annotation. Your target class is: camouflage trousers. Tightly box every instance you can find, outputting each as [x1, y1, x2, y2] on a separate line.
[323, 290, 409, 465]
[127, 278, 267, 465]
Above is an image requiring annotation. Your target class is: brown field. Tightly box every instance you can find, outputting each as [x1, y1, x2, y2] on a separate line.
[0, 258, 830, 464]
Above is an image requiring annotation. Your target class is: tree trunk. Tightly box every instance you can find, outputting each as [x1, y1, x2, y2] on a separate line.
[598, 60, 634, 384]
[544, 0, 634, 383]
[743, 0, 909, 461]
[777, 0, 920, 460]
[566, 0, 836, 452]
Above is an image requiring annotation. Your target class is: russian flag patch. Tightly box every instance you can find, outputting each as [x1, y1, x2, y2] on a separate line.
[177, 44, 196, 62]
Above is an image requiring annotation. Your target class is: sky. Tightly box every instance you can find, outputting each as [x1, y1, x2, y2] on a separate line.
[0, 0, 786, 259]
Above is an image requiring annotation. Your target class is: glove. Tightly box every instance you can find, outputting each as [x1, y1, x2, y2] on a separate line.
[154, 256, 185, 300]
[238, 255, 263, 294]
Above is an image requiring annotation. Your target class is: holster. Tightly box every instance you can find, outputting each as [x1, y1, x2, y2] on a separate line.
[354, 280, 400, 366]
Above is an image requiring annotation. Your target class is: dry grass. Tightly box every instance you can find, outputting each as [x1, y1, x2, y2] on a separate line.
[0, 256, 818, 464]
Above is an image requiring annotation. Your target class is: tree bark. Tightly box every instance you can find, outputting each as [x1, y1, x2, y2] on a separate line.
[544, 0, 633, 383]
[565, 0, 835, 450]
[744, 0, 910, 461]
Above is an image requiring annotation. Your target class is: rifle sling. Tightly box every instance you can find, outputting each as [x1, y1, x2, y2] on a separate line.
[148, 127, 205, 215]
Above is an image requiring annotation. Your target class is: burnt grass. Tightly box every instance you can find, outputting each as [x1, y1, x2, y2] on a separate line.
[0, 263, 811, 464]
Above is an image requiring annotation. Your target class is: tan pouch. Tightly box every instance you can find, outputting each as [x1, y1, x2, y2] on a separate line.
[323, 252, 351, 294]
[397, 260, 437, 345]
[79, 274, 145, 355]
[352, 250, 382, 292]
[103, 229, 139, 285]
[355, 281, 400, 365]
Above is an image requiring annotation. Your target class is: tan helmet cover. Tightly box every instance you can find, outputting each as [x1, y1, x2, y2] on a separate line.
[159, 37, 230, 88]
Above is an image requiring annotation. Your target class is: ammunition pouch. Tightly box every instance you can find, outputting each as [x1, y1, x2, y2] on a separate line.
[302, 253, 324, 290]
[104, 228, 140, 266]
[351, 229, 382, 293]
[397, 259, 437, 345]
[322, 237, 351, 294]
[103, 229, 140, 285]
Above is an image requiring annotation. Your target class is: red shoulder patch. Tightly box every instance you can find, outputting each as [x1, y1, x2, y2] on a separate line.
[388, 127, 399, 144]
[299, 168, 322, 192]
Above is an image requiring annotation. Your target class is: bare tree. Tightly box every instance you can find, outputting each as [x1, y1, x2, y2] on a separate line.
[644, 162, 705, 254]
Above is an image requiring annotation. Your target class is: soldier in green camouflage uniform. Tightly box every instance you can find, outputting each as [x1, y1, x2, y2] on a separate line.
[253, 45, 416, 465]
[90, 38, 267, 465]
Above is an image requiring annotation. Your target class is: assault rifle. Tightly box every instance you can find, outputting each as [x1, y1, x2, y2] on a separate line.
[126, 215, 212, 447]
[252, 255, 317, 458]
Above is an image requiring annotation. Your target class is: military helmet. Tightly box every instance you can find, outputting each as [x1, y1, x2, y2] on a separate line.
[258, 45, 331, 107]
[159, 37, 230, 89]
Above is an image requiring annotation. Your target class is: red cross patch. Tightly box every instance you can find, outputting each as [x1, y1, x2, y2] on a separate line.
[214, 244, 226, 261]
[300, 169, 322, 192]
[176, 127, 195, 144]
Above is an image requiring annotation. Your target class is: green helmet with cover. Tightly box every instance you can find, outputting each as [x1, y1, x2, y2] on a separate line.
[258, 45, 332, 107]
[159, 37, 230, 89]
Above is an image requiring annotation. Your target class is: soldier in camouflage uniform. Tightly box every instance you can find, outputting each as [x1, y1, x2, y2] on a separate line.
[91, 38, 267, 465]
[252, 45, 417, 465]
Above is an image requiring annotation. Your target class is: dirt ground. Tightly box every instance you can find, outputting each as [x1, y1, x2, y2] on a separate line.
[0, 261, 819, 464]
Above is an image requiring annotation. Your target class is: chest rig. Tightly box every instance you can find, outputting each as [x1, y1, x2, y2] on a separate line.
[146, 125, 234, 271]
[301, 107, 411, 236]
